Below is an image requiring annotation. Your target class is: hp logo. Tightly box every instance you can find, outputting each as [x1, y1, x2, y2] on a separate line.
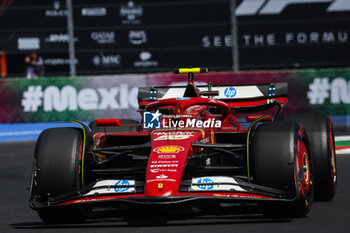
[197, 178, 214, 190]
[114, 180, 130, 192]
[224, 87, 237, 98]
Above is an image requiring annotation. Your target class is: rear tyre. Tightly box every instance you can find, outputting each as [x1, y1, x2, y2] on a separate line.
[279, 113, 336, 201]
[251, 121, 314, 218]
[89, 119, 139, 135]
[30, 127, 89, 224]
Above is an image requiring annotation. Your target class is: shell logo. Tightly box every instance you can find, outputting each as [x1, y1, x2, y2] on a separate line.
[153, 145, 185, 153]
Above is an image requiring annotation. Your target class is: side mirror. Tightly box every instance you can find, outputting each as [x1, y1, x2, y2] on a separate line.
[246, 115, 272, 122]
[96, 119, 121, 127]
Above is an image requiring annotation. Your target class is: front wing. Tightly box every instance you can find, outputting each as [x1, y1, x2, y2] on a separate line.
[30, 177, 299, 209]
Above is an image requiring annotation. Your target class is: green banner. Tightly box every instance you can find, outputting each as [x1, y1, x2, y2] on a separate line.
[294, 68, 350, 115]
[0, 75, 146, 122]
[1, 68, 350, 123]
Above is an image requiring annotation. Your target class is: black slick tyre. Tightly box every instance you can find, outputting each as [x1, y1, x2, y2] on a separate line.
[30, 127, 89, 224]
[251, 121, 314, 218]
[279, 113, 336, 201]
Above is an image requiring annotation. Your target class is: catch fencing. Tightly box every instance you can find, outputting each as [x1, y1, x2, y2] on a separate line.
[0, 0, 349, 76]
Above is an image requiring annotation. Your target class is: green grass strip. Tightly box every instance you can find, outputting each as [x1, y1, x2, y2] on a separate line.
[335, 141, 350, 146]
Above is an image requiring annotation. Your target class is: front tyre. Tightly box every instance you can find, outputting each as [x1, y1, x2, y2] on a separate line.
[251, 121, 314, 217]
[29, 127, 90, 224]
[279, 113, 336, 201]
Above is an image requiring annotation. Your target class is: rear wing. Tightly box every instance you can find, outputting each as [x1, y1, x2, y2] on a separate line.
[138, 83, 288, 105]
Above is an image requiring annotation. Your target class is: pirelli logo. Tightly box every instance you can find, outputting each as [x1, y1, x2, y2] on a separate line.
[236, 0, 350, 16]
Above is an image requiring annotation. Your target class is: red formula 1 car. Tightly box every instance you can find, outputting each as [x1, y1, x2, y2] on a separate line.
[29, 68, 337, 223]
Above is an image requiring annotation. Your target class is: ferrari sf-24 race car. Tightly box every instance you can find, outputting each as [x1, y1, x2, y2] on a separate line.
[29, 68, 337, 223]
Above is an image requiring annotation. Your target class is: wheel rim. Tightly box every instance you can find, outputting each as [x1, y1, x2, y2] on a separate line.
[296, 141, 312, 202]
[330, 130, 337, 191]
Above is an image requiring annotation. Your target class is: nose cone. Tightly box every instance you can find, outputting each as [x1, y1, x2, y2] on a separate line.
[144, 130, 203, 197]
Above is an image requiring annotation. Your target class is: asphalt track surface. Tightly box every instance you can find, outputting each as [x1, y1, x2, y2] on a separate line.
[1, 141, 350, 233]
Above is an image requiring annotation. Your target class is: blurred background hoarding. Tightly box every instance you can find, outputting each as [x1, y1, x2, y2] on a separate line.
[0, 0, 349, 76]
[0, 0, 349, 126]
[1, 68, 349, 123]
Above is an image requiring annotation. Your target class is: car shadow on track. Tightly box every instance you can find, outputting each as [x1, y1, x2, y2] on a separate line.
[9, 205, 291, 229]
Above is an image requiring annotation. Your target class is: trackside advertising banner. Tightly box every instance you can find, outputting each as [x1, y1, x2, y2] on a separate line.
[0, 68, 350, 123]
[0, 75, 146, 122]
